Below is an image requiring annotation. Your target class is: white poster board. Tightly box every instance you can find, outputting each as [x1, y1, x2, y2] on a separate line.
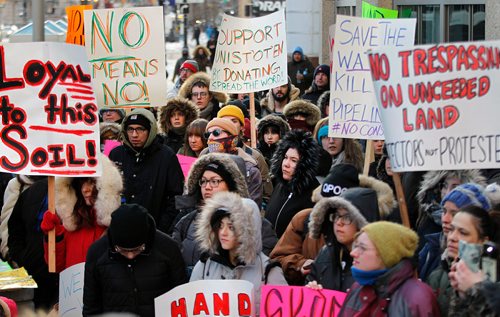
[368, 40, 500, 171]
[59, 262, 85, 317]
[329, 15, 416, 140]
[210, 9, 287, 93]
[84, 6, 167, 108]
[155, 280, 255, 316]
[0, 42, 101, 176]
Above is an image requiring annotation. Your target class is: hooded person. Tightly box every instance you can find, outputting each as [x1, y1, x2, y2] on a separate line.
[302, 64, 330, 105]
[317, 91, 330, 118]
[157, 97, 199, 153]
[264, 130, 320, 238]
[40, 154, 123, 272]
[99, 107, 126, 124]
[190, 192, 288, 313]
[99, 122, 122, 153]
[305, 187, 380, 291]
[178, 72, 228, 121]
[83, 204, 187, 316]
[109, 108, 184, 234]
[287, 46, 315, 95]
[257, 114, 291, 166]
[192, 45, 211, 73]
[339, 222, 440, 317]
[283, 99, 321, 133]
[415, 169, 487, 250]
[260, 78, 301, 116]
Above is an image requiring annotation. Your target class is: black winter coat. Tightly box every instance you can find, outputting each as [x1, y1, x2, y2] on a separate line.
[307, 243, 354, 291]
[83, 230, 187, 316]
[265, 180, 318, 238]
[109, 137, 184, 233]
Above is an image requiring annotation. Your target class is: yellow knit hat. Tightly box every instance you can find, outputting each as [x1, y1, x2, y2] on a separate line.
[361, 221, 418, 268]
[217, 105, 245, 126]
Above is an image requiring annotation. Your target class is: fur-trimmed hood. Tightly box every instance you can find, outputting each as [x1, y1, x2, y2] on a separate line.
[157, 97, 199, 134]
[257, 114, 290, 143]
[99, 122, 121, 137]
[55, 154, 123, 231]
[195, 192, 262, 264]
[119, 108, 158, 151]
[185, 153, 249, 199]
[308, 195, 369, 240]
[358, 174, 396, 218]
[417, 170, 487, 206]
[283, 99, 321, 127]
[270, 129, 320, 194]
[178, 72, 228, 105]
[192, 45, 211, 58]
[260, 84, 301, 113]
[317, 91, 330, 116]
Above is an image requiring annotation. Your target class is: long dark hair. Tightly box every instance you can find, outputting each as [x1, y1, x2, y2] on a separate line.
[71, 178, 98, 229]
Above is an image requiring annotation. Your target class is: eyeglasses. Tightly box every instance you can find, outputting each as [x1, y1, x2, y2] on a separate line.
[192, 92, 209, 98]
[329, 213, 353, 225]
[204, 129, 228, 139]
[114, 244, 146, 254]
[126, 127, 148, 134]
[199, 178, 225, 188]
[180, 68, 193, 74]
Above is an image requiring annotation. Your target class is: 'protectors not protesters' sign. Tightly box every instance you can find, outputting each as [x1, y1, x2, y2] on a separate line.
[210, 9, 287, 93]
[0, 42, 101, 176]
[368, 40, 500, 172]
[329, 15, 416, 140]
[155, 280, 255, 316]
[84, 6, 167, 108]
[260, 285, 346, 317]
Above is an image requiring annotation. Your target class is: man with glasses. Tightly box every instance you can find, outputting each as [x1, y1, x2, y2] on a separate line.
[109, 108, 184, 234]
[83, 204, 187, 316]
[167, 59, 199, 99]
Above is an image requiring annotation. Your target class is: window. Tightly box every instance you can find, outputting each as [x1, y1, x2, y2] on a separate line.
[446, 4, 485, 41]
[398, 5, 441, 44]
[337, 0, 356, 16]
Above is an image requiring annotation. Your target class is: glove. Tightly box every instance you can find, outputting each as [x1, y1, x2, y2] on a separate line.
[41, 211, 64, 236]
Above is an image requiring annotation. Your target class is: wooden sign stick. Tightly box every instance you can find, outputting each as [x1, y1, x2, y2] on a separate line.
[48, 176, 56, 272]
[392, 172, 411, 228]
[363, 140, 374, 176]
[249, 92, 257, 149]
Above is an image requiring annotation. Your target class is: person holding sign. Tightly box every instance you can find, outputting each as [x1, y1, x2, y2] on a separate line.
[190, 191, 287, 313]
[40, 155, 123, 272]
[157, 97, 200, 153]
[338, 222, 439, 317]
[265, 130, 320, 238]
[83, 204, 187, 316]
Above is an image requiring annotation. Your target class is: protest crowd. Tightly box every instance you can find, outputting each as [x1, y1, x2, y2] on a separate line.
[0, 3, 500, 317]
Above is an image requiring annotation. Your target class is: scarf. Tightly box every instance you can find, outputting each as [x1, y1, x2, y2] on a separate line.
[207, 135, 238, 154]
[199, 102, 214, 120]
[351, 267, 388, 286]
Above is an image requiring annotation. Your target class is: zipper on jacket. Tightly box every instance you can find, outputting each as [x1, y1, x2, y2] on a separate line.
[274, 192, 293, 229]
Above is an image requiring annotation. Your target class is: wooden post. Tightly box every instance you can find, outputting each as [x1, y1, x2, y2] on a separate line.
[363, 140, 374, 176]
[249, 92, 257, 149]
[47, 176, 56, 272]
[392, 172, 411, 228]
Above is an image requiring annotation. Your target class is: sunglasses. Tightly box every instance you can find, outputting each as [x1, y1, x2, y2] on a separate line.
[204, 129, 228, 139]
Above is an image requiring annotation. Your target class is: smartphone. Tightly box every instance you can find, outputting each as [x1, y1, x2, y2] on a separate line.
[458, 240, 482, 273]
[481, 242, 499, 282]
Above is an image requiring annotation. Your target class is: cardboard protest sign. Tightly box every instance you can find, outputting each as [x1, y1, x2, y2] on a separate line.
[66, 5, 92, 45]
[329, 15, 416, 140]
[368, 40, 500, 172]
[177, 154, 197, 178]
[210, 9, 287, 93]
[362, 1, 398, 19]
[0, 42, 101, 176]
[58, 262, 85, 317]
[84, 6, 167, 108]
[155, 280, 255, 316]
[260, 285, 347, 317]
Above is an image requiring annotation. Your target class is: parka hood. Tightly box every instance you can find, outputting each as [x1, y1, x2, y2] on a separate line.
[358, 174, 396, 218]
[55, 154, 123, 231]
[417, 170, 487, 206]
[257, 114, 290, 143]
[271, 129, 320, 195]
[178, 72, 228, 105]
[283, 99, 321, 127]
[157, 97, 199, 134]
[192, 45, 211, 57]
[119, 108, 158, 151]
[196, 192, 262, 264]
[185, 153, 249, 199]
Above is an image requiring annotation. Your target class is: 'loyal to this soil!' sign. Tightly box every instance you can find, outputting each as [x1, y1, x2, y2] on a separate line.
[329, 15, 416, 140]
[0, 42, 100, 176]
[210, 9, 287, 93]
[84, 6, 167, 108]
[368, 40, 500, 171]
